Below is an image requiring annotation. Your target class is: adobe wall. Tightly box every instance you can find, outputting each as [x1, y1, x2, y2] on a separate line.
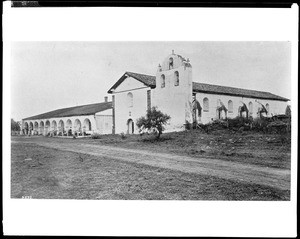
[113, 76, 151, 134]
[194, 92, 288, 124]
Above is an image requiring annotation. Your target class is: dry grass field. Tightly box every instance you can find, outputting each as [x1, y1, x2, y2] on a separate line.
[11, 129, 291, 200]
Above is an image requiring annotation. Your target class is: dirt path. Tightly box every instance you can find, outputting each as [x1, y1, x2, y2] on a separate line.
[12, 138, 290, 190]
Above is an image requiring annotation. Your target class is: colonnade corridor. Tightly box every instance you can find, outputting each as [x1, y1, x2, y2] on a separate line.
[22, 118, 93, 137]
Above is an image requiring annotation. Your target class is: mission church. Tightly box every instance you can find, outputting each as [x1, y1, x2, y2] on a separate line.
[21, 51, 289, 136]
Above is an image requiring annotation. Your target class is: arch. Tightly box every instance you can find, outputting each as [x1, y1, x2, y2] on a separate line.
[161, 74, 165, 88]
[285, 105, 291, 116]
[74, 119, 82, 135]
[34, 121, 39, 135]
[203, 98, 209, 112]
[29, 122, 34, 135]
[24, 122, 29, 135]
[127, 92, 133, 108]
[83, 118, 92, 133]
[44, 120, 50, 135]
[58, 120, 65, 135]
[66, 119, 73, 136]
[192, 96, 202, 124]
[174, 71, 179, 86]
[256, 101, 267, 118]
[40, 121, 45, 135]
[228, 100, 233, 113]
[217, 100, 227, 119]
[51, 120, 57, 135]
[127, 118, 134, 134]
[239, 103, 249, 119]
[66, 119, 72, 128]
[249, 102, 253, 116]
[51, 120, 57, 130]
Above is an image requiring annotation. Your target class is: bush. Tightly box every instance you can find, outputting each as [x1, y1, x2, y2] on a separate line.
[136, 107, 171, 139]
[91, 133, 101, 139]
[185, 121, 192, 130]
[120, 132, 127, 139]
[252, 117, 269, 132]
[227, 116, 252, 129]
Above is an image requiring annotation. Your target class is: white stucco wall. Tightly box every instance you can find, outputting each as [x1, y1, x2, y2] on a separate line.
[112, 76, 151, 134]
[194, 92, 289, 124]
[152, 54, 193, 132]
[95, 109, 113, 134]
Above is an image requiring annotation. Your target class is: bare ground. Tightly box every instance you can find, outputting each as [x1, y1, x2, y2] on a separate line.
[11, 131, 290, 200]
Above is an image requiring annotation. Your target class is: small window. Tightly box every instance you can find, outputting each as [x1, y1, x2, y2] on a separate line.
[161, 74, 165, 88]
[169, 57, 174, 70]
[174, 71, 179, 86]
[127, 92, 133, 107]
[228, 100, 233, 113]
[203, 98, 209, 112]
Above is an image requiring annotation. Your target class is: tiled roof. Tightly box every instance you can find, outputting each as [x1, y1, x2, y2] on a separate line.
[107, 71, 156, 93]
[192, 82, 289, 101]
[126, 72, 156, 87]
[108, 71, 288, 102]
[23, 102, 113, 121]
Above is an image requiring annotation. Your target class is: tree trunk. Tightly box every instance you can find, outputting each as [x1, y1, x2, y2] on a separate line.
[156, 130, 161, 139]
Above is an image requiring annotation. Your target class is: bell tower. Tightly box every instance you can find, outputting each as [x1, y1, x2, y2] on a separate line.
[152, 51, 193, 131]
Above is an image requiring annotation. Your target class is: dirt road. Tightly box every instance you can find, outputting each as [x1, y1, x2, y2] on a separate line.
[12, 137, 290, 191]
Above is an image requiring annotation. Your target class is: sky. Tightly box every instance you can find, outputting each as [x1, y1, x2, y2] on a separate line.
[11, 41, 291, 121]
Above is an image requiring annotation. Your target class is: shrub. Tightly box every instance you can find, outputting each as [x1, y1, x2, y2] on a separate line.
[11, 119, 21, 132]
[136, 107, 171, 139]
[185, 121, 192, 130]
[227, 116, 253, 129]
[91, 133, 101, 139]
[120, 132, 127, 139]
[252, 117, 269, 132]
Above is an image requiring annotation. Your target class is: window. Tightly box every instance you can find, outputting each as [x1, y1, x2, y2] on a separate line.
[228, 100, 233, 113]
[266, 103, 269, 115]
[161, 74, 165, 88]
[203, 98, 209, 112]
[249, 102, 253, 115]
[127, 92, 133, 107]
[169, 57, 174, 70]
[174, 71, 179, 86]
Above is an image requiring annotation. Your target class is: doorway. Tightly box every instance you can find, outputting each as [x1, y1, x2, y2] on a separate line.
[127, 119, 134, 134]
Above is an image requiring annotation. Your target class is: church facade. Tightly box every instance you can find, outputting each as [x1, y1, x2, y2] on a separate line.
[107, 52, 289, 134]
